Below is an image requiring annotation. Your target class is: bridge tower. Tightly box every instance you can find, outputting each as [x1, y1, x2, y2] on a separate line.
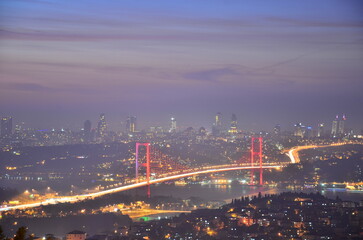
[250, 137, 263, 185]
[135, 142, 151, 198]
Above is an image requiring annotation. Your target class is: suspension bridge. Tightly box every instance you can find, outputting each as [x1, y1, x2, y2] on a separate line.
[1, 137, 278, 211]
[2, 139, 359, 211]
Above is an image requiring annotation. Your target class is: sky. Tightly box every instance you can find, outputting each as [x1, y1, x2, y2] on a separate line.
[1, 0, 363, 132]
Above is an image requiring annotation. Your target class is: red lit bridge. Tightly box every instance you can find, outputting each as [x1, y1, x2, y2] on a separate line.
[2, 140, 358, 212]
[0, 164, 283, 212]
[0, 138, 286, 211]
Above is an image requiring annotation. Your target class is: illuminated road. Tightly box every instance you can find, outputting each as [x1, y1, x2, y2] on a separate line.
[287, 141, 361, 163]
[3, 141, 361, 212]
[0, 165, 282, 212]
[124, 209, 191, 219]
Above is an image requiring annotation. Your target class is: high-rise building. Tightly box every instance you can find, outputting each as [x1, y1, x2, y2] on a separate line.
[169, 117, 177, 133]
[338, 114, 346, 136]
[14, 124, 21, 134]
[83, 120, 92, 142]
[215, 112, 222, 127]
[84, 120, 91, 133]
[304, 126, 313, 138]
[331, 115, 339, 137]
[294, 123, 304, 138]
[273, 124, 281, 135]
[150, 126, 163, 133]
[213, 112, 222, 135]
[212, 112, 222, 136]
[126, 116, 136, 133]
[198, 127, 207, 136]
[317, 123, 324, 137]
[228, 114, 238, 135]
[1, 117, 12, 138]
[331, 114, 346, 137]
[97, 114, 107, 138]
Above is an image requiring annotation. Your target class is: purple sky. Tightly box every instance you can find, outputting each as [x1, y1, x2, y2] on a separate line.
[1, 0, 363, 132]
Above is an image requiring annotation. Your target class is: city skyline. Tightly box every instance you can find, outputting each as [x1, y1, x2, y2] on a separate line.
[1, 0, 363, 131]
[1, 1, 363, 237]
[0, 112, 356, 134]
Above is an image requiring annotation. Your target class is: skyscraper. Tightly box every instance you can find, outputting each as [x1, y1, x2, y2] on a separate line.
[228, 114, 238, 135]
[273, 124, 281, 135]
[317, 123, 324, 137]
[169, 117, 177, 133]
[1, 117, 12, 138]
[331, 115, 339, 137]
[304, 126, 313, 138]
[97, 114, 107, 138]
[212, 112, 222, 136]
[294, 123, 304, 138]
[338, 114, 346, 136]
[331, 114, 346, 137]
[83, 120, 92, 142]
[126, 116, 136, 133]
[215, 112, 222, 127]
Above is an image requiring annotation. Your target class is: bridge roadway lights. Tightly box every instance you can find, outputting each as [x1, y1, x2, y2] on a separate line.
[6, 142, 358, 212]
[0, 165, 284, 212]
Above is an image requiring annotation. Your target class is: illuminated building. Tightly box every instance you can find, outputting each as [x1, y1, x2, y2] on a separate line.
[294, 123, 304, 138]
[150, 126, 163, 133]
[126, 116, 136, 133]
[338, 114, 346, 136]
[198, 127, 207, 142]
[331, 115, 339, 137]
[215, 112, 222, 127]
[212, 112, 222, 136]
[228, 114, 238, 135]
[1, 117, 12, 138]
[14, 124, 21, 134]
[273, 124, 281, 135]
[331, 114, 346, 137]
[97, 113, 107, 139]
[304, 126, 312, 138]
[66, 231, 86, 240]
[317, 123, 324, 137]
[169, 117, 177, 133]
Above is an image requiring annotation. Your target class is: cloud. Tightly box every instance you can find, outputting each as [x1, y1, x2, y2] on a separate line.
[11, 60, 153, 72]
[181, 63, 302, 89]
[254, 54, 307, 71]
[153, 16, 258, 28]
[0, 29, 184, 42]
[266, 17, 363, 28]
[2, 82, 55, 92]
[1, 82, 99, 94]
[9, 0, 52, 4]
[183, 54, 307, 84]
[183, 67, 241, 82]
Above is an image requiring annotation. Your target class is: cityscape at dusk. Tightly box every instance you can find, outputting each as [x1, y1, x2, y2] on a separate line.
[1, 0, 363, 130]
[1, 0, 363, 239]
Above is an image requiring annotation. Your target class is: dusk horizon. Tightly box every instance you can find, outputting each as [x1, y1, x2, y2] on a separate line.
[1, 0, 363, 132]
[1, 1, 363, 238]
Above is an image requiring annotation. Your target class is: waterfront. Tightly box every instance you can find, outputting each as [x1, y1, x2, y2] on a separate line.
[127, 182, 363, 221]
[146, 183, 363, 202]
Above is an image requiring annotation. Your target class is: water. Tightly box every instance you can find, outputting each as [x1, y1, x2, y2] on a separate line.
[320, 189, 363, 202]
[146, 183, 363, 203]
[130, 183, 363, 221]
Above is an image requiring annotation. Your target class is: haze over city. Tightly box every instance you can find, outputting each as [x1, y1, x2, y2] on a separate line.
[1, 0, 363, 131]
[1, 1, 363, 239]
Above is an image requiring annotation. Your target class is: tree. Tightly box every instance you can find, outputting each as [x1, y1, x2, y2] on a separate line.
[14, 227, 27, 240]
[0, 226, 5, 240]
